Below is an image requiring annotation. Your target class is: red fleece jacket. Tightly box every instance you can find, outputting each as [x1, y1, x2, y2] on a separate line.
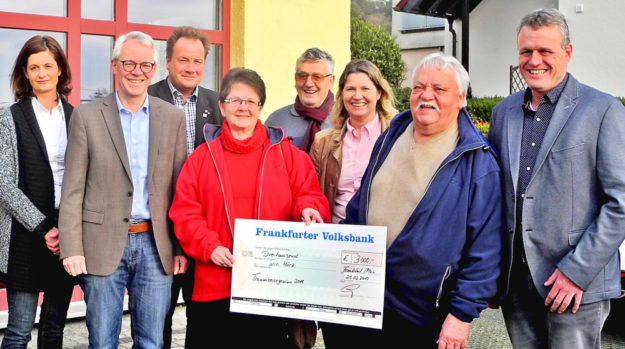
[169, 123, 330, 301]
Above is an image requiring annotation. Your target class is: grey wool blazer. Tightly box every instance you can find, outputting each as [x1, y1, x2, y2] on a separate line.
[488, 74, 625, 304]
[59, 94, 187, 276]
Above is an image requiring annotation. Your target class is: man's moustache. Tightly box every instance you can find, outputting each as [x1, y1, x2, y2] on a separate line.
[415, 102, 441, 112]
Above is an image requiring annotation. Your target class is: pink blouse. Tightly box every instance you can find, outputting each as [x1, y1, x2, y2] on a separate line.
[332, 116, 382, 223]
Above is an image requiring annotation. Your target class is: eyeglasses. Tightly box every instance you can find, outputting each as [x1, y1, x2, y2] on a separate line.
[295, 72, 332, 83]
[119, 60, 156, 73]
[223, 97, 263, 109]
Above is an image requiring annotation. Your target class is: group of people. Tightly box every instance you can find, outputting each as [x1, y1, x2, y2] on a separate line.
[0, 7, 624, 349]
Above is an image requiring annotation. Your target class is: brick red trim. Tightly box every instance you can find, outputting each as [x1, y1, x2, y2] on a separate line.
[0, 0, 230, 106]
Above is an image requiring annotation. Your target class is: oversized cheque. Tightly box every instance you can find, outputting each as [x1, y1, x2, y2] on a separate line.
[231, 219, 387, 329]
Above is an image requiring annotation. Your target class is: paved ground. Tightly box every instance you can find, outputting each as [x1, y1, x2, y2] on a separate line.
[1, 305, 624, 348]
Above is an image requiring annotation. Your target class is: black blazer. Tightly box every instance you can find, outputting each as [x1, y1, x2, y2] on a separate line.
[148, 79, 223, 149]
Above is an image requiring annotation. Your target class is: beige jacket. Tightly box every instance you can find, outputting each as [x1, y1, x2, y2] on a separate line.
[309, 115, 390, 215]
[59, 94, 187, 276]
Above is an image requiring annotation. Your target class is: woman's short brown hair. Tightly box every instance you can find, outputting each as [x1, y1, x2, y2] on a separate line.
[11, 35, 72, 100]
[219, 68, 266, 106]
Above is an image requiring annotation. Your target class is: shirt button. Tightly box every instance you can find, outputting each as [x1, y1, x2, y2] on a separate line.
[521, 194, 525, 198]
[526, 167, 531, 171]
[536, 118, 541, 121]
[531, 142, 536, 147]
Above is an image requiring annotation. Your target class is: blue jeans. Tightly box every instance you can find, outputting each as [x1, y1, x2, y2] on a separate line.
[0, 284, 74, 349]
[79, 231, 172, 349]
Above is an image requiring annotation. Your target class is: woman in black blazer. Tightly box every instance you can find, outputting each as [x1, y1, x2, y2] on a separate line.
[0, 35, 76, 349]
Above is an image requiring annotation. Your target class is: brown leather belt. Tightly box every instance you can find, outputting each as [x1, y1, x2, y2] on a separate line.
[128, 221, 151, 234]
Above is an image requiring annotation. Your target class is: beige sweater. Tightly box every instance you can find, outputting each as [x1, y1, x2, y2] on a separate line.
[368, 121, 459, 248]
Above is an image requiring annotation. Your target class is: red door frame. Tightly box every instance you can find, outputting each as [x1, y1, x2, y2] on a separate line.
[0, 0, 231, 106]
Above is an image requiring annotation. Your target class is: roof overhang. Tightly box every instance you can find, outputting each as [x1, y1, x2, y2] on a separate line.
[394, 0, 482, 20]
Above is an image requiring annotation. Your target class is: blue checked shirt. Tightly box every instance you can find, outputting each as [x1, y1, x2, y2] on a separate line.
[167, 78, 198, 156]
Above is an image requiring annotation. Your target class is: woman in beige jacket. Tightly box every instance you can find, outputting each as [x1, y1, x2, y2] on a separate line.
[309, 59, 396, 224]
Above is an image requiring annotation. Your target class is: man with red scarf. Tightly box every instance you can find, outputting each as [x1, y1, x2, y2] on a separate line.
[265, 48, 335, 152]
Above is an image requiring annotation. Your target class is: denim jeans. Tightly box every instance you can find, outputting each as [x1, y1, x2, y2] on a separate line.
[0, 284, 73, 349]
[79, 231, 172, 349]
[502, 266, 610, 349]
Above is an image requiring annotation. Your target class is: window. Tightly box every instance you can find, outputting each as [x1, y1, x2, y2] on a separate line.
[401, 13, 445, 32]
[0, 0, 230, 105]
[0, 28, 65, 106]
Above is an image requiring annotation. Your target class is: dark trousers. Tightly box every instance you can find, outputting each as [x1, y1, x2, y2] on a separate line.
[502, 264, 610, 349]
[186, 297, 289, 349]
[163, 263, 194, 349]
[1, 283, 74, 349]
[321, 307, 440, 349]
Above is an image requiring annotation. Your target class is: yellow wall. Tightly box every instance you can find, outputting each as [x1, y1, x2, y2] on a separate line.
[230, 0, 351, 120]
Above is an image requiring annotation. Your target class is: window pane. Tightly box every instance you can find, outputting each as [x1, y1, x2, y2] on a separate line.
[81, 0, 113, 20]
[0, 0, 65, 16]
[128, 0, 220, 30]
[427, 17, 445, 27]
[81, 35, 113, 103]
[152, 41, 221, 92]
[0, 29, 66, 106]
[402, 14, 444, 30]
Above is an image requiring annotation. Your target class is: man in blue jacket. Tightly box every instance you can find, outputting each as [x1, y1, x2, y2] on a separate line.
[342, 53, 503, 349]
[488, 9, 625, 349]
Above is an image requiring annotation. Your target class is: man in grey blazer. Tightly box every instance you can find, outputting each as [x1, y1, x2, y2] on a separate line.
[59, 31, 188, 348]
[147, 26, 222, 349]
[488, 9, 625, 349]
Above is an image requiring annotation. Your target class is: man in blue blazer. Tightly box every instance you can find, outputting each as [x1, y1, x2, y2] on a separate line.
[488, 8, 625, 349]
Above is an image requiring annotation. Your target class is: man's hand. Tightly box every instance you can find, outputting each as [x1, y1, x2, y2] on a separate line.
[63, 255, 87, 276]
[44, 227, 60, 255]
[173, 255, 189, 274]
[438, 313, 470, 349]
[301, 208, 323, 225]
[544, 268, 583, 313]
[210, 246, 234, 267]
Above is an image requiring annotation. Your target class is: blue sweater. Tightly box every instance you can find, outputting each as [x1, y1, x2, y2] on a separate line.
[344, 108, 504, 326]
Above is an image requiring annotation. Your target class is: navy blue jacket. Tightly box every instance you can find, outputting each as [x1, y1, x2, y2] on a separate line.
[344, 108, 504, 326]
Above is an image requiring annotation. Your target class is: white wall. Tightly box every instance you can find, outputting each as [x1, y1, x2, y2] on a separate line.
[391, 0, 447, 87]
[467, 0, 557, 97]
[467, 0, 625, 98]
[559, 0, 625, 97]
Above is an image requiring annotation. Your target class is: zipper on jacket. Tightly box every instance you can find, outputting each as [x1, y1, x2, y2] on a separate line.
[364, 131, 390, 221]
[436, 265, 452, 308]
[207, 144, 234, 236]
[256, 142, 278, 219]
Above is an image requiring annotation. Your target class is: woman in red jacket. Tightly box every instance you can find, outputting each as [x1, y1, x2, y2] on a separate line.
[169, 68, 330, 348]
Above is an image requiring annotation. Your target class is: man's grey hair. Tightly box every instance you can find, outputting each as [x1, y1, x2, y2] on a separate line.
[518, 8, 570, 48]
[295, 48, 334, 74]
[412, 53, 469, 105]
[112, 31, 157, 64]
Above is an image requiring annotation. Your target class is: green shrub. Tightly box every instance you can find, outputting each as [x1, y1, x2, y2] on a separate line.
[351, 17, 405, 86]
[467, 97, 503, 123]
[393, 86, 411, 113]
[619, 97, 625, 107]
